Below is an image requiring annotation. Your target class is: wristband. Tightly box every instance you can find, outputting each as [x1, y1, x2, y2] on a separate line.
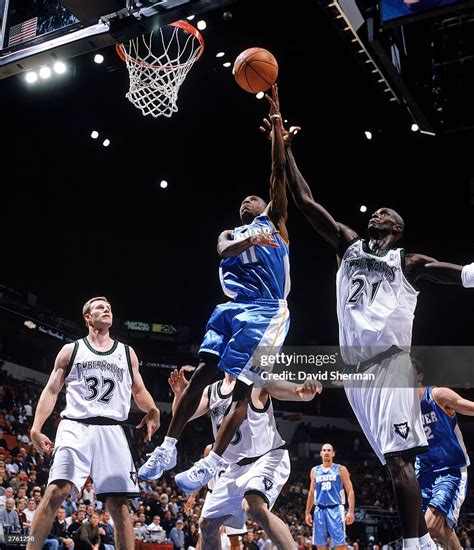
[461, 262, 474, 288]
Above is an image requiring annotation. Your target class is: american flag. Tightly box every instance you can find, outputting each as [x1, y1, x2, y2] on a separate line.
[8, 17, 38, 47]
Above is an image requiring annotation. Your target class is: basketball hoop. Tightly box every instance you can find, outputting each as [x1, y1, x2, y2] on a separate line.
[116, 20, 204, 118]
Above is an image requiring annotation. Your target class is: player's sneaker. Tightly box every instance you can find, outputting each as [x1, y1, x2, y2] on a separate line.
[175, 456, 223, 494]
[138, 445, 177, 481]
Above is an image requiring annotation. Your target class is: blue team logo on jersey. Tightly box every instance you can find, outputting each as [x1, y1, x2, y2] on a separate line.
[394, 421, 410, 440]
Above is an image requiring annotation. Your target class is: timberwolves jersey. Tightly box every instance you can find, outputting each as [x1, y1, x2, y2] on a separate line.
[416, 387, 470, 474]
[61, 338, 133, 422]
[314, 464, 344, 507]
[219, 214, 290, 302]
[336, 239, 418, 364]
[208, 380, 284, 464]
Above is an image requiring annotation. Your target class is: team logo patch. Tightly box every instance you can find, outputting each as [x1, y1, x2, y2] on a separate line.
[130, 471, 138, 484]
[263, 477, 274, 491]
[393, 422, 410, 440]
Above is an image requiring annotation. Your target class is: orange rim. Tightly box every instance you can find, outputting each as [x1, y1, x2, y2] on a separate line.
[115, 19, 205, 69]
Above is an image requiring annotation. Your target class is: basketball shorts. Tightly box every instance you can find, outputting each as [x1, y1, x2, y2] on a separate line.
[202, 448, 290, 529]
[48, 419, 139, 500]
[313, 505, 346, 547]
[418, 466, 468, 529]
[199, 299, 290, 386]
[344, 352, 428, 464]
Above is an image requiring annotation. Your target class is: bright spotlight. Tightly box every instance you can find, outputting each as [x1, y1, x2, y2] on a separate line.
[360, 205, 368, 213]
[94, 54, 104, 64]
[25, 72, 38, 83]
[411, 123, 419, 132]
[53, 62, 66, 74]
[39, 66, 51, 79]
[364, 131, 373, 140]
[216, 51, 225, 58]
[102, 139, 110, 147]
[197, 20, 207, 30]
[160, 180, 168, 189]
[187, 15, 195, 20]
[256, 92, 264, 99]
[91, 131, 99, 139]
[223, 62, 231, 68]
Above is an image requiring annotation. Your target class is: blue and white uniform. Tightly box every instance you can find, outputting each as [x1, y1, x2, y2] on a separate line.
[415, 387, 469, 528]
[313, 463, 346, 547]
[200, 213, 290, 385]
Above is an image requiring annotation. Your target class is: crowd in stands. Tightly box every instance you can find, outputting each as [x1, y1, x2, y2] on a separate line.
[1, 371, 474, 549]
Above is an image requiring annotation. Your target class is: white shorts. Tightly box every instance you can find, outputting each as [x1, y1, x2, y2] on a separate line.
[344, 352, 428, 464]
[202, 448, 290, 529]
[48, 419, 139, 500]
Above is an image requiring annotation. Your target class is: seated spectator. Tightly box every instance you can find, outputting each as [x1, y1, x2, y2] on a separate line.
[0, 497, 21, 534]
[81, 481, 96, 506]
[0, 486, 14, 509]
[73, 512, 101, 550]
[147, 515, 166, 543]
[170, 519, 185, 550]
[133, 521, 147, 541]
[16, 498, 28, 529]
[99, 511, 115, 550]
[185, 523, 199, 549]
[24, 498, 37, 523]
[68, 510, 86, 538]
[48, 506, 74, 549]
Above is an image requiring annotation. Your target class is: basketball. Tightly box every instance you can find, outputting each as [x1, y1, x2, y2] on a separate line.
[233, 47, 278, 93]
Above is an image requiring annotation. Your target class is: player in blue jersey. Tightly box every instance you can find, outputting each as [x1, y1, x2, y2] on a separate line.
[413, 359, 470, 550]
[305, 444, 355, 550]
[139, 85, 291, 492]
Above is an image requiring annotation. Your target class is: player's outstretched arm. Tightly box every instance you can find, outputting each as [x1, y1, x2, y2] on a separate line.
[263, 379, 322, 401]
[130, 347, 160, 441]
[169, 368, 210, 421]
[340, 465, 355, 525]
[405, 254, 463, 284]
[285, 146, 357, 251]
[431, 386, 474, 416]
[217, 230, 279, 258]
[30, 343, 73, 453]
[265, 84, 289, 244]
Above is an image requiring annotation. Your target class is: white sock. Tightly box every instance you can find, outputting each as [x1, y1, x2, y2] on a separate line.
[403, 538, 419, 550]
[205, 450, 222, 467]
[162, 436, 177, 449]
[419, 533, 436, 549]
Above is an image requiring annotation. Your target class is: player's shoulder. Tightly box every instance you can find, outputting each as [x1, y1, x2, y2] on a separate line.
[338, 464, 349, 474]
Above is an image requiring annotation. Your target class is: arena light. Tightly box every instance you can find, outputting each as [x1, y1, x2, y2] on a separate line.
[102, 139, 110, 147]
[25, 71, 38, 83]
[256, 92, 264, 99]
[187, 15, 195, 20]
[91, 131, 99, 139]
[39, 66, 51, 79]
[24, 320, 37, 330]
[94, 54, 104, 64]
[216, 51, 225, 58]
[197, 20, 207, 30]
[411, 123, 419, 132]
[223, 62, 231, 68]
[53, 62, 66, 74]
[360, 205, 367, 213]
[364, 131, 373, 140]
[160, 180, 168, 189]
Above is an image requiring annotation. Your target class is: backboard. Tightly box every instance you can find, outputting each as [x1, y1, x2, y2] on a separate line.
[0, 0, 234, 79]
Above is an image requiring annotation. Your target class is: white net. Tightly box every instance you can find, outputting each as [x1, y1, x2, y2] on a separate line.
[117, 21, 204, 118]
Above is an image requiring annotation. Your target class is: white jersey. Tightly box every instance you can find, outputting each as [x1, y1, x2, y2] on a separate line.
[336, 239, 418, 364]
[208, 381, 284, 464]
[61, 338, 133, 422]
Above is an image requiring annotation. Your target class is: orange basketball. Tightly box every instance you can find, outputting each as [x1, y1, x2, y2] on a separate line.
[233, 47, 278, 94]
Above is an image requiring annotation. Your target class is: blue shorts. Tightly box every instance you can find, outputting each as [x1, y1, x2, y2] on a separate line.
[313, 505, 346, 547]
[199, 299, 290, 386]
[418, 467, 468, 529]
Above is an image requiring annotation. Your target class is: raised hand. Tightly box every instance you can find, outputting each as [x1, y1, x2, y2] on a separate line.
[168, 368, 189, 397]
[260, 116, 301, 147]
